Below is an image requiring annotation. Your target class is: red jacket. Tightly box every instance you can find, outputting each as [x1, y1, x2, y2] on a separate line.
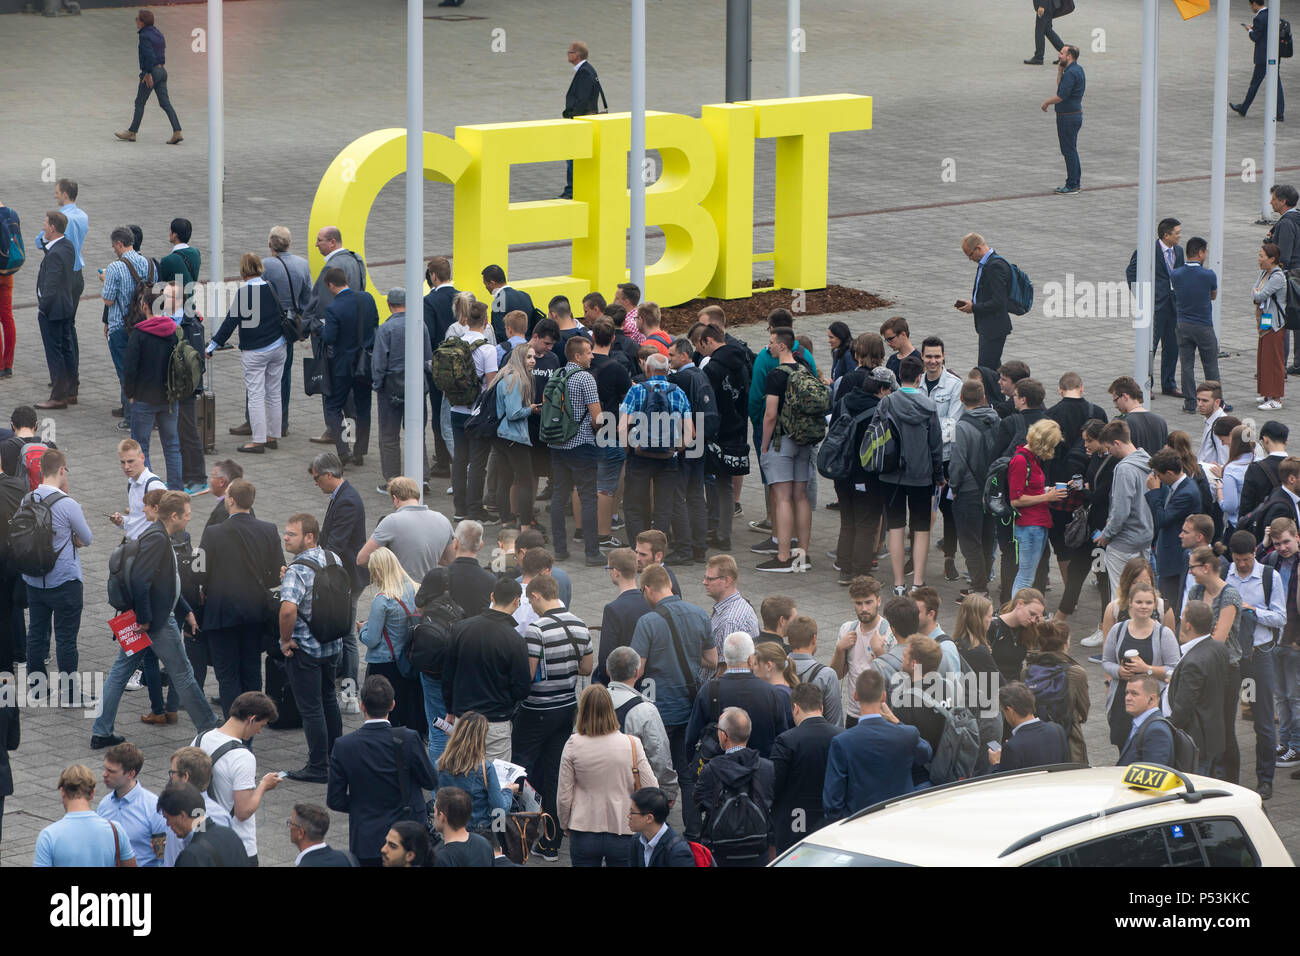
[1009, 445, 1051, 527]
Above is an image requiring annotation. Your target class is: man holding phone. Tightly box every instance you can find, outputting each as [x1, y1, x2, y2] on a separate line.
[955, 233, 1013, 369]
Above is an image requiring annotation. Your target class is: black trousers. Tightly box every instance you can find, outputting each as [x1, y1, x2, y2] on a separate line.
[377, 393, 427, 483]
[323, 368, 372, 460]
[939, 462, 957, 559]
[511, 704, 575, 852]
[835, 478, 883, 578]
[666, 722, 702, 841]
[0, 575, 20, 672]
[177, 395, 206, 485]
[428, 386, 452, 469]
[671, 455, 708, 555]
[1033, 12, 1063, 59]
[205, 626, 264, 719]
[550, 444, 599, 560]
[69, 270, 82, 389]
[495, 438, 535, 526]
[1153, 305, 1179, 393]
[1241, 59, 1285, 117]
[625, 454, 680, 543]
[285, 650, 342, 774]
[1047, 508, 1092, 615]
[38, 314, 76, 400]
[953, 495, 995, 592]
[977, 331, 1007, 371]
[451, 411, 491, 516]
[129, 65, 182, 132]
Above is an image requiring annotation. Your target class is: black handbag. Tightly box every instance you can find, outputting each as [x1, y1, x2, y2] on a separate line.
[1063, 504, 1091, 550]
[303, 353, 331, 397]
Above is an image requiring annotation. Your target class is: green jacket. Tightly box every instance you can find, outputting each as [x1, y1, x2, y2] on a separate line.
[159, 246, 201, 286]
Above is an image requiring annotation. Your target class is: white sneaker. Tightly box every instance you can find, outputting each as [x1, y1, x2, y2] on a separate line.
[1278, 748, 1300, 768]
[125, 670, 144, 691]
[341, 694, 361, 715]
[1080, 628, 1104, 647]
[1258, 399, 1283, 410]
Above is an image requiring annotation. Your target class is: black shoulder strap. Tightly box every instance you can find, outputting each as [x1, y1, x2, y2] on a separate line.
[615, 694, 646, 730]
[655, 604, 699, 700]
[274, 254, 298, 306]
[1263, 564, 1275, 607]
[196, 729, 249, 801]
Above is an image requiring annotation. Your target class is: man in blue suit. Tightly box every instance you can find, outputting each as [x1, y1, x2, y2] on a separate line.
[991, 682, 1070, 772]
[423, 256, 458, 477]
[1232, 0, 1284, 122]
[1117, 677, 1175, 767]
[320, 269, 377, 467]
[482, 264, 536, 344]
[327, 675, 434, 867]
[1127, 218, 1184, 396]
[823, 670, 932, 821]
[1146, 448, 1202, 620]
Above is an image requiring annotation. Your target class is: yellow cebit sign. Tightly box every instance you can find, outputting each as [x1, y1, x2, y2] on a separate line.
[306, 94, 872, 314]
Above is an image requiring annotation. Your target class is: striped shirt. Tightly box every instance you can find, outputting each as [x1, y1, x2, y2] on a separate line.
[710, 591, 759, 656]
[522, 609, 592, 710]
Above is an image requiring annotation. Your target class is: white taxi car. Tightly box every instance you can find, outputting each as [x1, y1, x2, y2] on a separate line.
[772, 764, 1293, 867]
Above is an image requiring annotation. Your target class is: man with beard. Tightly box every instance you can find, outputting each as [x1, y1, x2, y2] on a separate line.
[697, 323, 750, 551]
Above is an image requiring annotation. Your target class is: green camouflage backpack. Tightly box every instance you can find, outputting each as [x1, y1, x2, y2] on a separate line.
[166, 327, 203, 403]
[430, 337, 488, 407]
[539, 366, 584, 445]
[775, 364, 830, 449]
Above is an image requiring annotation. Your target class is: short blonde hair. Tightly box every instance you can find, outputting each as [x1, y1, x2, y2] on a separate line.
[641, 564, 671, 593]
[505, 309, 528, 336]
[57, 764, 96, 800]
[961, 232, 985, 252]
[268, 225, 292, 253]
[117, 438, 142, 455]
[706, 554, 739, 582]
[239, 252, 264, 279]
[386, 476, 420, 502]
[1025, 418, 1062, 461]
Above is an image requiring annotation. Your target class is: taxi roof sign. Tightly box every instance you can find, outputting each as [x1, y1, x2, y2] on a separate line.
[1122, 764, 1183, 792]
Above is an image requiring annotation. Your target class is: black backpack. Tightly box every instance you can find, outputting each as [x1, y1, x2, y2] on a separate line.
[107, 525, 169, 612]
[290, 552, 353, 645]
[0, 472, 28, 568]
[705, 765, 771, 866]
[407, 592, 466, 678]
[7, 489, 66, 578]
[464, 381, 502, 440]
[818, 406, 874, 480]
[1135, 716, 1200, 773]
[692, 679, 724, 781]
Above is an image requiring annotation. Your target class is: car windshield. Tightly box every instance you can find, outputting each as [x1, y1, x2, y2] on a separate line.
[773, 844, 915, 867]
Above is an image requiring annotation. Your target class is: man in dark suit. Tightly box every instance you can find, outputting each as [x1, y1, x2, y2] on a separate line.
[991, 681, 1071, 772]
[423, 255, 457, 477]
[685, 633, 792, 759]
[771, 682, 842, 852]
[319, 268, 376, 467]
[159, 783, 252, 867]
[204, 459, 244, 529]
[327, 675, 435, 867]
[559, 40, 606, 199]
[1126, 218, 1184, 396]
[289, 802, 357, 867]
[956, 233, 1013, 369]
[197, 478, 282, 717]
[1024, 0, 1069, 65]
[35, 211, 76, 410]
[1250, 455, 1300, 539]
[1146, 448, 1204, 618]
[312, 450, 368, 707]
[824, 671, 932, 820]
[1169, 601, 1230, 773]
[627, 786, 696, 867]
[482, 264, 536, 344]
[1117, 677, 1176, 767]
[1232, 0, 1284, 121]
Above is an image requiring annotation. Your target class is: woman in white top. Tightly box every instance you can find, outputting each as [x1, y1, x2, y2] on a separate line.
[1101, 581, 1180, 751]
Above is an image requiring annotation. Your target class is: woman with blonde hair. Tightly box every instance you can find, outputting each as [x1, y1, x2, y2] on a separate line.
[1008, 418, 1065, 594]
[207, 252, 287, 454]
[751, 642, 799, 697]
[952, 593, 996, 680]
[357, 546, 423, 731]
[437, 711, 517, 837]
[557, 684, 657, 867]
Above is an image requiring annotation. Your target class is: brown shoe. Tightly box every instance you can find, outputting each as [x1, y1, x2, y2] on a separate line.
[166, 131, 183, 145]
[35, 399, 68, 410]
[114, 130, 137, 142]
[165, 712, 178, 724]
[229, 421, 252, 436]
[141, 713, 169, 725]
[309, 432, 336, 444]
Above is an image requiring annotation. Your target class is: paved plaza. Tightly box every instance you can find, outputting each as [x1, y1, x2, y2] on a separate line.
[1, 0, 1299, 865]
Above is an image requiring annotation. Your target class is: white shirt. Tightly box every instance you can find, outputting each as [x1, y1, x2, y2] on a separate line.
[1200, 407, 1226, 465]
[124, 469, 165, 540]
[639, 822, 668, 866]
[573, 58, 587, 72]
[1011, 717, 1042, 735]
[294, 843, 329, 866]
[195, 729, 258, 857]
[1177, 635, 1212, 660]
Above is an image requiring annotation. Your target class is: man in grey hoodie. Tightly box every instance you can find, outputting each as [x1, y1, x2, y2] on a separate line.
[948, 378, 1001, 598]
[1094, 419, 1154, 601]
[874, 354, 943, 594]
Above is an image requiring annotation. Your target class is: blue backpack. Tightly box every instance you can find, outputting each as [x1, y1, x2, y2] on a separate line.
[0, 209, 24, 276]
[629, 380, 681, 458]
[994, 254, 1034, 316]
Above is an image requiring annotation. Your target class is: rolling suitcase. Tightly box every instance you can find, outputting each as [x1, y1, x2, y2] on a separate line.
[198, 365, 216, 454]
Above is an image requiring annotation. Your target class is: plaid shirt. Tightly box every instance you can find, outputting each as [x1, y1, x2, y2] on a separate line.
[102, 250, 151, 332]
[620, 376, 693, 450]
[279, 546, 343, 658]
[553, 362, 601, 450]
[710, 591, 759, 656]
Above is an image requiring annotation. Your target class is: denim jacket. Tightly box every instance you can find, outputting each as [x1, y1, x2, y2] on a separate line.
[437, 762, 513, 831]
[358, 583, 417, 664]
[496, 376, 533, 445]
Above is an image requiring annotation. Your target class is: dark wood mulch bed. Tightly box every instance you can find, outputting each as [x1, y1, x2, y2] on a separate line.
[659, 282, 895, 334]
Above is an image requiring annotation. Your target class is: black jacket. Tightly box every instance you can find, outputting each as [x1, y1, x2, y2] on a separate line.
[1253, 485, 1299, 540]
[971, 254, 1013, 339]
[418, 558, 497, 618]
[770, 716, 842, 852]
[1045, 396, 1108, 485]
[627, 822, 696, 867]
[327, 721, 436, 860]
[175, 823, 252, 867]
[442, 608, 532, 721]
[1126, 242, 1184, 318]
[489, 285, 535, 343]
[197, 512, 282, 630]
[296, 844, 357, 867]
[837, 387, 882, 485]
[211, 283, 284, 352]
[992, 406, 1047, 460]
[1168, 637, 1230, 762]
[320, 480, 368, 593]
[696, 746, 775, 864]
[423, 285, 458, 348]
[702, 343, 752, 466]
[131, 520, 192, 632]
[997, 719, 1071, 772]
[0, 699, 18, 798]
[36, 236, 75, 323]
[564, 60, 604, 118]
[1085, 452, 1116, 533]
[123, 316, 179, 406]
[1239, 454, 1284, 524]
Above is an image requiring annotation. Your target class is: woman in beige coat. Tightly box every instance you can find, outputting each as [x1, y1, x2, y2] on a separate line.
[557, 684, 658, 867]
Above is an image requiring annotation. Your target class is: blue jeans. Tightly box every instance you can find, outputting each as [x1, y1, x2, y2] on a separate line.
[130, 400, 183, 489]
[1012, 524, 1049, 594]
[1272, 644, 1300, 753]
[285, 650, 342, 774]
[108, 325, 129, 412]
[1055, 112, 1082, 189]
[93, 616, 217, 737]
[420, 672, 449, 767]
[569, 830, 633, 867]
[1240, 642, 1277, 784]
[25, 579, 82, 693]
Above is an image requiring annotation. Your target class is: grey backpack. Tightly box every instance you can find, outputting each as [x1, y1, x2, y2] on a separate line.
[913, 690, 981, 785]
